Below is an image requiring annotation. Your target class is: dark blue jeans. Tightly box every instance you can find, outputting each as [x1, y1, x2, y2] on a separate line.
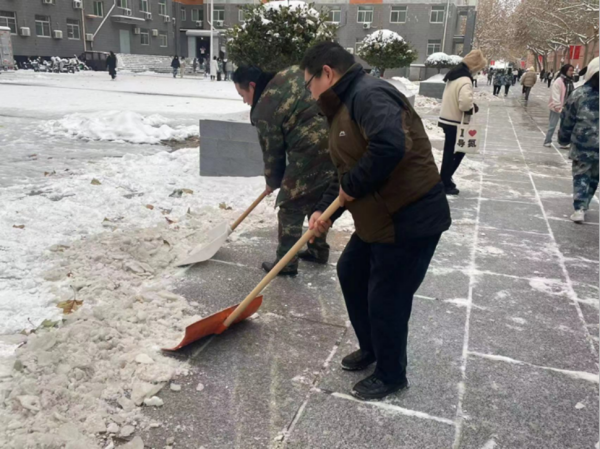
[337, 232, 441, 383]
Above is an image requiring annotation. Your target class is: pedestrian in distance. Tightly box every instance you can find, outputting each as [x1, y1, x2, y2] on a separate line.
[473, 72, 478, 87]
[547, 69, 554, 88]
[557, 57, 599, 223]
[217, 57, 223, 81]
[192, 57, 198, 74]
[106, 51, 117, 80]
[540, 68, 546, 82]
[231, 65, 336, 276]
[222, 58, 228, 81]
[301, 41, 451, 401]
[487, 68, 494, 85]
[210, 56, 218, 81]
[179, 57, 186, 78]
[520, 67, 537, 103]
[504, 68, 513, 96]
[438, 49, 487, 195]
[544, 64, 575, 147]
[171, 55, 180, 78]
[493, 69, 503, 96]
[512, 69, 518, 85]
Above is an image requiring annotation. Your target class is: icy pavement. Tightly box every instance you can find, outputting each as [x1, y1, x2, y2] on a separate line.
[0, 74, 598, 448]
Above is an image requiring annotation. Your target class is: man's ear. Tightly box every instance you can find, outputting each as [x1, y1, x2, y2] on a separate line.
[249, 82, 257, 90]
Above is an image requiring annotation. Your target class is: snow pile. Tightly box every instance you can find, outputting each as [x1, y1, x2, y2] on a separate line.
[448, 55, 464, 66]
[362, 29, 404, 47]
[415, 94, 441, 110]
[474, 90, 502, 102]
[423, 119, 445, 141]
[0, 223, 199, 448]
[39, 111, 198, 145]
[392, 76, 419, 95]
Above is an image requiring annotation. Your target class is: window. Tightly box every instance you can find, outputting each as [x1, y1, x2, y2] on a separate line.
[0, 11, 17, 34]
[213, 7, 225, 23]
[139, 0, 149, 13]
[427, 39, 441, 55]
[35, 15, 51, 37]
[140, 29, 149, 45]
[93, 1, 104, 17]
[327, 7, 341, 23]
[117, 0, 130, 9]
[456, 14, 467, 35]
[158, 0, 167, 16]
[159, 33, 167, 47]
[355, 38, 364, 55]
[357, 6, 373, 23]
[390, 6, 406, 23]
[66, 19, 80, 39]
[180, 8, 186, 21]
[238, 9, 246, 22]
[454, 43, 464, 56]
[191, 9, 199, 21]
[430, 5, 444, 23]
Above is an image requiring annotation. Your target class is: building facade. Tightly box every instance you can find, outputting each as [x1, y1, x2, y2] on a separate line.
[1, 0, 476, 77]
[0, 0, 178, 60]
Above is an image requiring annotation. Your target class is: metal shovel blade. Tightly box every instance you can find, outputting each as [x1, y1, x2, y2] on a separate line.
[162, 295, 263, 351]
[176, 221, 231, 266]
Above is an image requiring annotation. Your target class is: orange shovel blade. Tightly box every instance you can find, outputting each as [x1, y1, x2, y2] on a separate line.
[162, 296, 263, 352]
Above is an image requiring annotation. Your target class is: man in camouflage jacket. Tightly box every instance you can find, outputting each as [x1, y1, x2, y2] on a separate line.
[558, 58, 599, 223]
[233, 65, 336, 275]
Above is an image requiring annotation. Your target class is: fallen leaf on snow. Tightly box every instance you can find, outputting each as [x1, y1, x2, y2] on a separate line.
[13, 225, 25, 229]
[57, 299, 83, 315]
[145, 204, 155, 210]
[165, 217, 177, 225]
[181, 188, 194, 194]
[219, 202, 232, 210]
[91, 178, 102, 185]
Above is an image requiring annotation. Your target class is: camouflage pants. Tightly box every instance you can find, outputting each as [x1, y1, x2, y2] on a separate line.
[277, 203, 329, 268]
[572, 160, 599, 211]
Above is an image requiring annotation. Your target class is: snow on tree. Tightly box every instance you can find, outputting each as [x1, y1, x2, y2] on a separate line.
[226, 1, 336, 72]
[356, 30, 417, 77]
[424, 52, 463, 73]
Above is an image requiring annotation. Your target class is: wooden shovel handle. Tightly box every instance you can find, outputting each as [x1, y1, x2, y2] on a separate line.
[223, 197, 341, 327]
[230, 189, 269, 231]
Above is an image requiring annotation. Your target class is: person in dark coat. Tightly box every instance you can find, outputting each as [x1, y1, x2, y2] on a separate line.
[301, 42, 451, 400]
[106, 51, 117, 80]
[171, 56, 180, 78]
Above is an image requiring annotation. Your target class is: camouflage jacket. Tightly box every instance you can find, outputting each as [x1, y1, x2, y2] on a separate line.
[251, 66, 335, 207]
[558, 84, 599, 162]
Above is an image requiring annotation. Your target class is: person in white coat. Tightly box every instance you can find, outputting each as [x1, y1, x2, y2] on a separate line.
[210, 56, 219, 81]
[179, 57, 186, 78]
[543, 64, 575, 147]
[438, 49, 487, 195]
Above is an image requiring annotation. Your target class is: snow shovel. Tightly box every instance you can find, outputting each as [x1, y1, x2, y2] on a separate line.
[163, 196, 341, 351]
[176, 190, 269, 266]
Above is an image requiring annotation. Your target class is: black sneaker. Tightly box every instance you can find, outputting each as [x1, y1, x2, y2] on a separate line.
[351, 374, 409, 400]
[261, 261, 298, 276]
[445, 186, 460, 196]
[298, 249, 329, 265]
[341, 349, 376, 371]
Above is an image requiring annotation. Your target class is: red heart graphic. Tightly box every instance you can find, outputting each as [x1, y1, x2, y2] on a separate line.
[468, 130, 477, 137]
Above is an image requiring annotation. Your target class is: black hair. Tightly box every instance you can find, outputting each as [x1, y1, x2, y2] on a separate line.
[300, 42, 355, 76]
[587, 72, 599, 90]
[507, 68, 512, 74]
[560, 64, 574, 77]
[232, 65, 263, 89]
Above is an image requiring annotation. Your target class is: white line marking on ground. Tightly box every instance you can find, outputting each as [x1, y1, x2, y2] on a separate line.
[507, 113, 598, 362]
[452, 106, 489, 449]
[468, 351, 599, 383]
[329, 391, 455, 426]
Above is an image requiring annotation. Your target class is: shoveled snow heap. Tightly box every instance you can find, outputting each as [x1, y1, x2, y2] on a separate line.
[39, 111, 198, 145]
[425, 52, 463, 68]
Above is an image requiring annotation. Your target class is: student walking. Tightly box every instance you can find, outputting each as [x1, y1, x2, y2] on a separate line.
[493, 69, 503, 96]
[558, 58, 599, 223]
[544, 64, 575, 147]
[520, 67, 537, 103]
[171, 56, 180, 78]
[438, 50, 487, 195]
[504, 68, 513, 96]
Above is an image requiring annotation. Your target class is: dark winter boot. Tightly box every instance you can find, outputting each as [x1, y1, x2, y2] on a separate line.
[445, 186, 460, 196]
[341, 349, 376, 371]
[298, 249, 329, 265]
[261, 261, 298, 276]
[351, 374, 409, 400]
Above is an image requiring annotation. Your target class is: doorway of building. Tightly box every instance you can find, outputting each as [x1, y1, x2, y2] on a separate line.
[197, 36, 210, 66]
[119, 30, 131, 54]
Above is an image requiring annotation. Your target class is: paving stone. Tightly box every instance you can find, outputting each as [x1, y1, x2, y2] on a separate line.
[549, 218, 599, 261]
[461, 355, 599, 449]
[480, 179, 536, 203]
[285, 392, 456, 449]
[317, 297, 465, 420]
[479, 199, 548, 233]
[470, 273, 597, 372]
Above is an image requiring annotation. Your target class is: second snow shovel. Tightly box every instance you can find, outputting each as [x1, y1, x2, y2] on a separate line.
[163, 196, 341, 351]
[176, 189, 269, 266]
